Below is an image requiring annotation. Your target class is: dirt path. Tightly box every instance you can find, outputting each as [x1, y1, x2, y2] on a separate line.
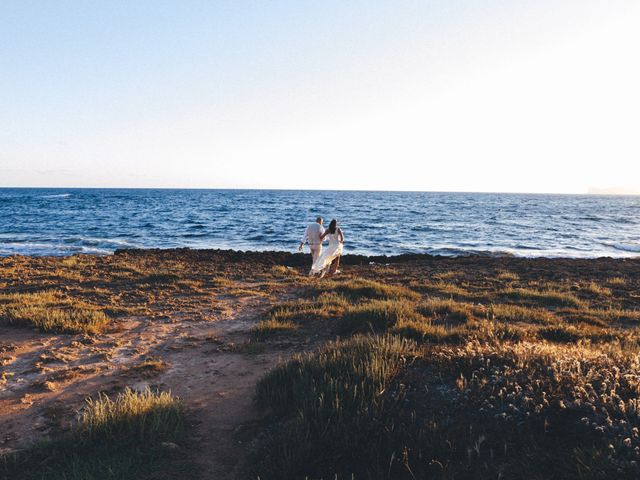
[0, 288, 300, 479]
[152, 297, 294, 478]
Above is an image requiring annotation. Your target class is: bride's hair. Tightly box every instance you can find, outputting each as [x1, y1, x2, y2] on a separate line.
[328, 219, 337, 234]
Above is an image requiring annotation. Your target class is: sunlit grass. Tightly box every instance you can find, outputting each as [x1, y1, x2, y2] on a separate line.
[409, 280, 471, 297]
[0, 290, 110, 334]
[580, 281, 612, 297]
[496, 271, 520, 281]
[1, 388, 187, 480]
[339, 299, 424, 334]
[487, 303, 556, 325]
[326, 278, 421, 301]
[502, 287, 587, 309]
[251, 318, 297, 340]
[418, 297, 476, 324]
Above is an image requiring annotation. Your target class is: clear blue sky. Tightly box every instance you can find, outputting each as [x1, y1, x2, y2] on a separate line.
[2, 1, 639, 192]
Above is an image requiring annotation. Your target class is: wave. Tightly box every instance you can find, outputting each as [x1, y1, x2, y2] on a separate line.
[181, 233, 209, 238]
[427, 246, 515, 258]
[63, 237, 138, 247]
[603, 242, 640, 253]
[42, 193, 71, 198]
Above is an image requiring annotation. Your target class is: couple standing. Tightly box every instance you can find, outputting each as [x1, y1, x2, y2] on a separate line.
[298, 217, 345, 278]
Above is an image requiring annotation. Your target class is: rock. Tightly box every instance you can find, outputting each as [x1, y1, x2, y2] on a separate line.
[160, 441, 179, 450]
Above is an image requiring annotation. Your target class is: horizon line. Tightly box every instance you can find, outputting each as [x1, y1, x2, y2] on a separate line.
[1, 186, 639, 196]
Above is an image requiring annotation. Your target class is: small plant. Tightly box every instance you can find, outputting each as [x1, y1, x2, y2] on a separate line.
[251, 318, 297, 340]
[78, 388, 185, 444]
[1, 388, 187, 480]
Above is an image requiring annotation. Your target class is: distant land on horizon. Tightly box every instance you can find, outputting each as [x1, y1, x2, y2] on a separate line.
[587, 186, 640, 195]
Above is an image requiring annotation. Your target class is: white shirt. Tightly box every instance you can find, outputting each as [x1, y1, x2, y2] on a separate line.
[301, 223, 325, 246]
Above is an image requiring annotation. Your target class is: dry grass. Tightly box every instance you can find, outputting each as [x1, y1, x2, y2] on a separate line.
[251, 318, 297, 340]
[252, 335, 415, 478]
[581, 281, 613, 297]
[1, 388, 187, 480]
[2, 251, 639, 479]
[326, 278, 421, 301]
[252, 292, 351, 339]
[124, 357, 169, 378]
[79, 388, 184, 442]
[419, 297, 477, 324]
[410, 280, 471, 297]
[252, 331, 640, 479]
[496, 271, 520, 281]
[0, 290, 110, 334]
[433, 270, 462, 280]
[487, 303, 556, 325]
[250, 258, 640, 479]
[502, 287, 588, 309]
[339, 299, 424, 334]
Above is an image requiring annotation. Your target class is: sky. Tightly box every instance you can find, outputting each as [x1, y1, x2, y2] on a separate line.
[1, 0, 639, 193]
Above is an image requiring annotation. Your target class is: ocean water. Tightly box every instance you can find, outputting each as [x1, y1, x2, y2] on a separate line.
[0, 188, 639, 258]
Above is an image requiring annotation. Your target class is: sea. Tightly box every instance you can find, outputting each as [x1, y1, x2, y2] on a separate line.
[0, 188, 639, 258]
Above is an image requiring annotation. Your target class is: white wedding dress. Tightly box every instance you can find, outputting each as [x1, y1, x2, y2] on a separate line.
[311, 229, 343, 274]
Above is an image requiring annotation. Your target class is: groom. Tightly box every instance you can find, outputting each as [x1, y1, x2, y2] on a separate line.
[299, 217, 324, 273]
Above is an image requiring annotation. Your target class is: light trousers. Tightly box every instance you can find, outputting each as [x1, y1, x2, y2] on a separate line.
[309, 244, 322, 264]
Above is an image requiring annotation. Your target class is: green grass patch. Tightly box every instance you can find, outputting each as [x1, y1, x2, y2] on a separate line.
[252, 335, 415, 478]
[1, 388, 188, 480]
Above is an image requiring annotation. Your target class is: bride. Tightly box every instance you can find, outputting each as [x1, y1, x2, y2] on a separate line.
[310, 219, 344, 278]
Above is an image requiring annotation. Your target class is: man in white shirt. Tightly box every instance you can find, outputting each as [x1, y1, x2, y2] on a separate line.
[299, 217, 325, 274]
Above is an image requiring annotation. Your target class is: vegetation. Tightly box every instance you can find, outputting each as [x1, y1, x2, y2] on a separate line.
[252, 335, 415, 478]
[501, 287, 587, 308]
[251, 269, 640, 479]
[325, 278, 421, 302]
[2, 251, 640, 479]
[0, 290, 110, 334]
[1, 388, 187, 480]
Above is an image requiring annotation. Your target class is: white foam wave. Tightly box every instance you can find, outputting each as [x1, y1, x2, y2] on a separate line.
[42, 193, 71, 198]
[606, 242, 640, 253]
